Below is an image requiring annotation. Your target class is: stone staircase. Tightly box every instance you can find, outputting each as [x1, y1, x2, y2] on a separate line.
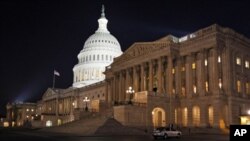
[41, 114, 108, 135]
[94, 118, 147, 136]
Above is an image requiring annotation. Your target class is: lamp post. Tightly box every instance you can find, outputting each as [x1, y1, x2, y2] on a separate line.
[126, 86, 135, 104]
[83, 97, 90, 111]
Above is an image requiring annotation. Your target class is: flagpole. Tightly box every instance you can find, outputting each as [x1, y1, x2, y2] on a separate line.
[53, 70, 55, 89]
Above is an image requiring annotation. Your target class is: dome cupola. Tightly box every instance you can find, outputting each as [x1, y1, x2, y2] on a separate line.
[73, 5, 123, 88]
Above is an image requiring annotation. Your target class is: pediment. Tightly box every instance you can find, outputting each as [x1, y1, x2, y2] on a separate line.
[42, 88, 58, 99]
[114, 41, 168, 63]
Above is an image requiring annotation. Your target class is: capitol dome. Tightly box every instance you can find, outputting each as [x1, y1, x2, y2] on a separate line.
[73, 5, 123, 88]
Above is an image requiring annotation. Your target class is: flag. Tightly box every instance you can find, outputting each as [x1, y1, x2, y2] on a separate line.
[54, 70, 60, 76]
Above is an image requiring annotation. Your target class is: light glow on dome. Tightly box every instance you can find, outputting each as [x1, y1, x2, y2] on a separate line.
[73, 5, 122, 88]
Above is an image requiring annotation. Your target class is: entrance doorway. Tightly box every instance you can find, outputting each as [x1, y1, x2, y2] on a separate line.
[152, 107, 166, 128]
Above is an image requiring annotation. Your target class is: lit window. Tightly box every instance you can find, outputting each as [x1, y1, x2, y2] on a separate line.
[175, 109, 178, 124]
[192, 106, 200, 127]
[236, 57, 241, 65]
[246, 82, 250, 94]
[237, 80, 241, 93]
[193, 85, 197, 94]
[181, 87, 186, 96]
[181, 67, 185, 71]
[208, 106, 214, 127]
[245, 61, 249, 68]
[205, 81, 209, 92]
[172, 89, 176, 94]
[204, 59, 208, 66]
[218, 56, 221, 63]
[182, 107, 188, 127]
[219, 78, 222, 89]
[192, 62, 196, 69]
[172, 68, 175, 74]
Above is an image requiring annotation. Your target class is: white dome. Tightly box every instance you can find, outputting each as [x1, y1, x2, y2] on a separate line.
[73, 5, 122, 88]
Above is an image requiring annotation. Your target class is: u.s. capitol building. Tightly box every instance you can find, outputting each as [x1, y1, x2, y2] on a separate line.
[6, 6, 250, 132]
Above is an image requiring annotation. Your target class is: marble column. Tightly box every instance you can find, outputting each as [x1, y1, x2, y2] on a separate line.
[149, 60, 153, 91]
[209, 48, 219, 95]
[197, 51, 205, 96]
[185, 55, 193, 98]
[157, 57, 163, 94]
[163, 57, 168, 94]
[56, 97, 59, 116]
[119, 72, 122, 102]
[133, 66, 137, 92]
[125, 69, 130, 101]
[176, 58, 182, 97]
[140, 64, 145, 91]
[222, 47, 232, 95]
[167, 56, 173, 97]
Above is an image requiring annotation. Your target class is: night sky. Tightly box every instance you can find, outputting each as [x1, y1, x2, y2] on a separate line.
[1, 0, 250, 116]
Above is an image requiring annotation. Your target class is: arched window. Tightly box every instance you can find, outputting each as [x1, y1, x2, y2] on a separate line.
[182, 107, 188, 127]
[97, 55, 99, 60]
[93, 55, 95, 61]
[89, 55, 91, 61]
[208, 106, 213, 127]
[192, 106, 200, 127]
[102, 55, 104, 60]
[106, 55, 108, 60]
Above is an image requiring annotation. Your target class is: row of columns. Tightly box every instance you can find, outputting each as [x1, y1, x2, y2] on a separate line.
[43, 97, 75, 115]
[107, 47, 225, 104]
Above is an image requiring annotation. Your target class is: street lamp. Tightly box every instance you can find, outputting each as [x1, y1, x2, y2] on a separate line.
[247, 110, 250, 115]
[83, 97, 90, 111]
[126, 86, 135, 104]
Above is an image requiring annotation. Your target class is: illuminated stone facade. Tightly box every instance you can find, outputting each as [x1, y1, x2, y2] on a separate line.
[105, 24, 250, 129]
[6, 102, 38, 127]
[6, 22, 250, 130]
[39, 82, 106, 127]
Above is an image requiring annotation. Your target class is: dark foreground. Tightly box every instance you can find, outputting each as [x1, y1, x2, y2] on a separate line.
[0, 128, 229, 141]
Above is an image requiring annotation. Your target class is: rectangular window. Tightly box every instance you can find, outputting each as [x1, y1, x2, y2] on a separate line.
[181, 87, 186, 96]
[172, 89, 176, 94]
[218, 56, 221, 63]
[236, 57, 241, 65]
[172, 68, 175, 74]
[205, 81, 209, 92]
[204, 59, 208, 66]
[245, 61, 249, 68]
[181, 66, 185, 71]
[193, 85, 197, 94]
[237, 80, 241, 93]
[219, 78, 222, 89]
[246, 82, 250, 94]
[192, 62, 196, 69]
